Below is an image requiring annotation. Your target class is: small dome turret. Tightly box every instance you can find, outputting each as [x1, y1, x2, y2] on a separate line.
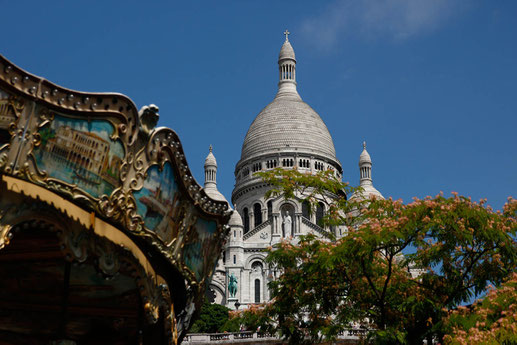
[229, 210, 243, 227]
[203, 145, 227, 202]
[351, 141, 383, 200]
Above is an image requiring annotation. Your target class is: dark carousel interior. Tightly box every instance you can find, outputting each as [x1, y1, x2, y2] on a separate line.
[0, 222, 165, 345]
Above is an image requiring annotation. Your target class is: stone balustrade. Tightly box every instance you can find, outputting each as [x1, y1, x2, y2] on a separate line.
[183, 329, 368, 344]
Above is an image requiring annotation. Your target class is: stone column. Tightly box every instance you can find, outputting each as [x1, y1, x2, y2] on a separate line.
[250, 211, 254, 230]
[272, 214, 281, 243]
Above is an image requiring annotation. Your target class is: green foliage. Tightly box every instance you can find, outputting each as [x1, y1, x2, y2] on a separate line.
[254, 169, 517, 344]
[189, 299, 233, 333]
[258, 168, 366, 232]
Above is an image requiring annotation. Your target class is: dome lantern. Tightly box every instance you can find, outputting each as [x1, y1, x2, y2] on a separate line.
[359, 141, 372, 185]
[278, 29, 297, 92]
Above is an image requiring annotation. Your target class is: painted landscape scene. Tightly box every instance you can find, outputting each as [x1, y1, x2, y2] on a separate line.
[134, 163, 180, 244]
[183, 217, 217, 282]
[34, 113, 125, 198]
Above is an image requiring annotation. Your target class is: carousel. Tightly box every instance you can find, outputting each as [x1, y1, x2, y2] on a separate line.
[0, 55, 230, 345]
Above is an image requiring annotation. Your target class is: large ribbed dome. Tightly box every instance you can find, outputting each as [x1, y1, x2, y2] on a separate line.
[239, 34, 338, 163]
[241, 93, 337, 161]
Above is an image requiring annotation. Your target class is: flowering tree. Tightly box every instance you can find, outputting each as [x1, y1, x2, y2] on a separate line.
[246, 168, 517, 345]
[444, 272, 517, 344]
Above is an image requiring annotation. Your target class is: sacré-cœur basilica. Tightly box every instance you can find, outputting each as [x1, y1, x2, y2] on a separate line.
[203, 31, 384, 310]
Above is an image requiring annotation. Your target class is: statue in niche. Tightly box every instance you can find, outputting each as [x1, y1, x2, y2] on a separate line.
[252, 261, 263, 273]
[228, 273, 238, 298]
[283, 211, 292, 237]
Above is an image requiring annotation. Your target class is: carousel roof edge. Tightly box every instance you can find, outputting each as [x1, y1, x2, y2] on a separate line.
[0, 53, 231, 294]
[0, 54, 141, 144]
[150, 126, 232, 215]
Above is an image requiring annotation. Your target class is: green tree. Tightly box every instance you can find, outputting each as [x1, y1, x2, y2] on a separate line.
[248, 168, 517, 345]
[190, 298, 237, 333]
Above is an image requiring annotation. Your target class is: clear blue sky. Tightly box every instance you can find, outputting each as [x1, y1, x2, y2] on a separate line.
[2, 0, 515, 209]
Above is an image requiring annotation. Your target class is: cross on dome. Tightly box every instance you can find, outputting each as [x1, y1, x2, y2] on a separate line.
[284, 29, 290, 41]
[363, 141, 366, 149]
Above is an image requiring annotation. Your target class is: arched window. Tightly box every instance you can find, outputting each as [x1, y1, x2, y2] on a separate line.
[255, 279, 261, 303]
[267, 200, 273, 220]
[243, 208, 250, 234]
[254, 203, 262, 226]
[316, 202, 324, 226]
[302, 201, 310, 220]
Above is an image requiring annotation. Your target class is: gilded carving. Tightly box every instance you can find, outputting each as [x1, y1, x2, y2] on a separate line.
[0, 90, 25, 173]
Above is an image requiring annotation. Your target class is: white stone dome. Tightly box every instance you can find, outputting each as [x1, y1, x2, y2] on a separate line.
[228, 209, 243, 227]
[205, 146, 217, 167]
[279, 40, 296, 61]
[240, 93, 338, 162]
[239, 35, 338, 164]
[359, 147, 371, 165]
[233, 33, 343, 206]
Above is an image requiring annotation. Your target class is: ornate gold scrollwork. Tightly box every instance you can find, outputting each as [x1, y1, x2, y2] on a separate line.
[98, 187, 143, 232]
[0, 93, 25, 174]
[0, 211, 13, 250]
[0, 152, 8, 172]
[157, 283, 178, 345]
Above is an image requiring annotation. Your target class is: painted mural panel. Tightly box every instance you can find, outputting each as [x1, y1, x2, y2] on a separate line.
[0, 89, 24, 145]
[134, 163, 181, 244]
[33, 113, 125, 198]
[183, 217, 218, 282]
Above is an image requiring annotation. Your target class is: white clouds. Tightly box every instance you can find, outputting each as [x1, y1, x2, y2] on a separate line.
[301, 0, 466, 50]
